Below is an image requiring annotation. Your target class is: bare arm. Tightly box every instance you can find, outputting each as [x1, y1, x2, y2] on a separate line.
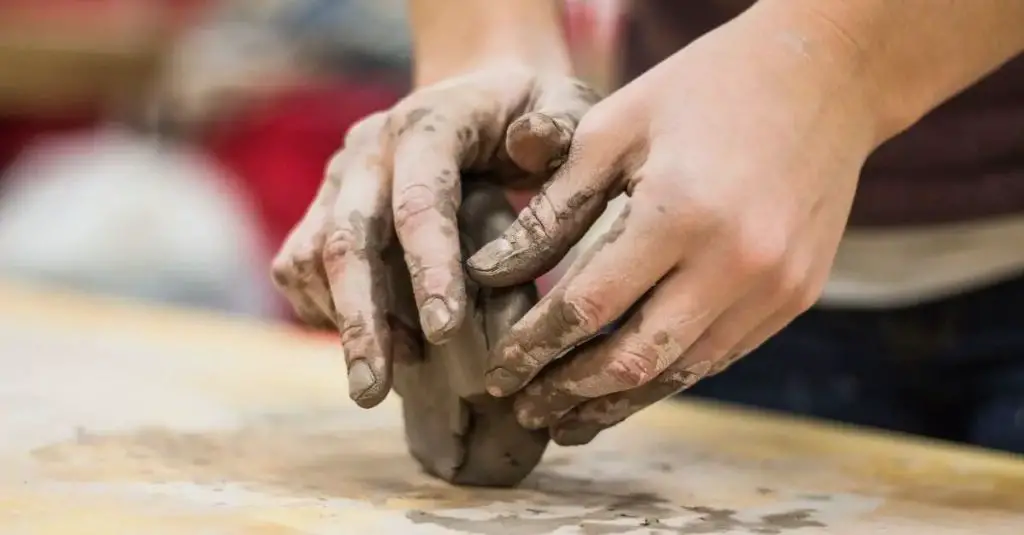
[750, 0, 1024, 143]
[407, 0, 571, 85]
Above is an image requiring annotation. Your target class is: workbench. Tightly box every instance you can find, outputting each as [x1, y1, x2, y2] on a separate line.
[1, 281, 1021, 534]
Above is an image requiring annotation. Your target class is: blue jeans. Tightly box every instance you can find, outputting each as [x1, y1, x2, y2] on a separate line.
[684, 274, 1024, 455]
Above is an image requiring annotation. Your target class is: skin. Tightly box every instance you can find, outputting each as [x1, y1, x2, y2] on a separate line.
[273, 0, 1024, 439]
[270, 0, 600, 408]
[466, 0, 1024, 445]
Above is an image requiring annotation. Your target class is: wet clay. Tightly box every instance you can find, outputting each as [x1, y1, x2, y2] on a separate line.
[389, 180, 549, 487]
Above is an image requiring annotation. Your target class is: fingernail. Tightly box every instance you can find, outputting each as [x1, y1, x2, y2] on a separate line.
[468, 238, 514, 273]
[484, 367, 520, 397]
[552, 419, 601, 446]
[347, 360, 377, 403]
[522, 113, 555, 136]
[420, 297, 452, 339]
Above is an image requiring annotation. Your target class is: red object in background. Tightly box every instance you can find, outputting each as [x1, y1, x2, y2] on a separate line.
[206, 80, 401, 257]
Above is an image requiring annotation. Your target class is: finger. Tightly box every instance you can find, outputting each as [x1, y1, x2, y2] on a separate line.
[466, 121, 628, 287]
[710, 294, 809, 377]
[679, 280, 789, 380]
[546, 282, 784, 446]
[270, 166, 342, 326]
[547, 269, 790, 444]
[269, 113, 388, 325]
[483, 202, 681, 398]
[512, 268, 731, 429]
[391, 110, 468, 344]
[271, 250, 331, 326]
[506, 77, 601, 175]
[323, 123, 395, 408]
[549, 357, 712, 447]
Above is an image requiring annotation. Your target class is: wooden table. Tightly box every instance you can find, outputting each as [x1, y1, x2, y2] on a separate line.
[1, 281, 1022, 534]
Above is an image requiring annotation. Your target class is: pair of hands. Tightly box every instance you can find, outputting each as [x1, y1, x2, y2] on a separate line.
[272, 21, 878, 445]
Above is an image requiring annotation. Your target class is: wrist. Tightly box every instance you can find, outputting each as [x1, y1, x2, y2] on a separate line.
[408, 0, 572, 87]
[748, 0, 1024, 147]
[738, 0, 914, 148]
[413, 43, 572, 88]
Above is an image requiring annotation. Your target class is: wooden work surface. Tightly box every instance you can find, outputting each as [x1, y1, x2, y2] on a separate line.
[1, 281, 1022, 534]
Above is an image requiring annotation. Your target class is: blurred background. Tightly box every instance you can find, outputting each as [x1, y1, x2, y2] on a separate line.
[0, 0, 624, 323]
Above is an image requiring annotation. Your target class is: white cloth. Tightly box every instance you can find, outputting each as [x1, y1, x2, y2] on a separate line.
[0, 126, 277, 318]
[821, 215, 1024, 308]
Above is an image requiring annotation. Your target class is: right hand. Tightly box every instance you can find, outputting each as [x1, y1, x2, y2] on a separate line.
[270, 67, 600, 408]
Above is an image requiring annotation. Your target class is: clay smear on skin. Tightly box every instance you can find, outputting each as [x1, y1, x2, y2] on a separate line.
[399, 182, 463, 337]
[339, 213, 393, 406]
[486, 202, 630, 393]
[509, 204, 716, 440]
[549, 359, 711, 447]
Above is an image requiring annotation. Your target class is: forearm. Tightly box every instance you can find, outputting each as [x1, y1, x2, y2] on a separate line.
[746, 0, 1024, 144]
[408, 0, 571, 86]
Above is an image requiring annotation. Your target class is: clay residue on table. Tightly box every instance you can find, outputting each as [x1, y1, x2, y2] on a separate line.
[27, 414, 838, 533]
[408, 501, 825, 535]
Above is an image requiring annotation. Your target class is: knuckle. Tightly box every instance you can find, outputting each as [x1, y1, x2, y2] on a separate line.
[514, 347, 545, 375]
[560, 291, 609, 335]
[732, 225, 789, 275]
[269, 255, 294, 288]
[322, 227, 361, 261]
[774, 267, 808, 301]
[388, 104, 441, 139]
[337, 313, 371, 348]
[344, 113, 387, 146]
[393, 184, 438, 231]
[324, 149, 348, 182]
[605, 347, 658, 389]
[290, 248, 320, 277]
[643, 176, 727, 235]
[520, 194, 555, 242]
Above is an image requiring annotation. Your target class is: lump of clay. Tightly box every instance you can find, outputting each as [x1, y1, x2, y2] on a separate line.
[390, 181, 549, 487]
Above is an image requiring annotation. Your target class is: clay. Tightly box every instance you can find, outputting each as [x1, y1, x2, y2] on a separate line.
[389, 180, 549, 487]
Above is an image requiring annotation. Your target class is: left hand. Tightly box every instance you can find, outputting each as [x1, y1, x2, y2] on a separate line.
[466, 11, 882, 445]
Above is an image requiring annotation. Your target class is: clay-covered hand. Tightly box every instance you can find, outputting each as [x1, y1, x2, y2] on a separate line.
[270, 68, 599, 408]
[466, 12, 885, 444]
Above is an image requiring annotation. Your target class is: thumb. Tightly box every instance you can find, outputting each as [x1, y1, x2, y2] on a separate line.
[505, 77, 602, 175]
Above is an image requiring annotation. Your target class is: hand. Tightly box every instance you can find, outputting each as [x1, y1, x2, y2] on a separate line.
[270, 67, 600, 408]
[466, 16, 880, 444]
